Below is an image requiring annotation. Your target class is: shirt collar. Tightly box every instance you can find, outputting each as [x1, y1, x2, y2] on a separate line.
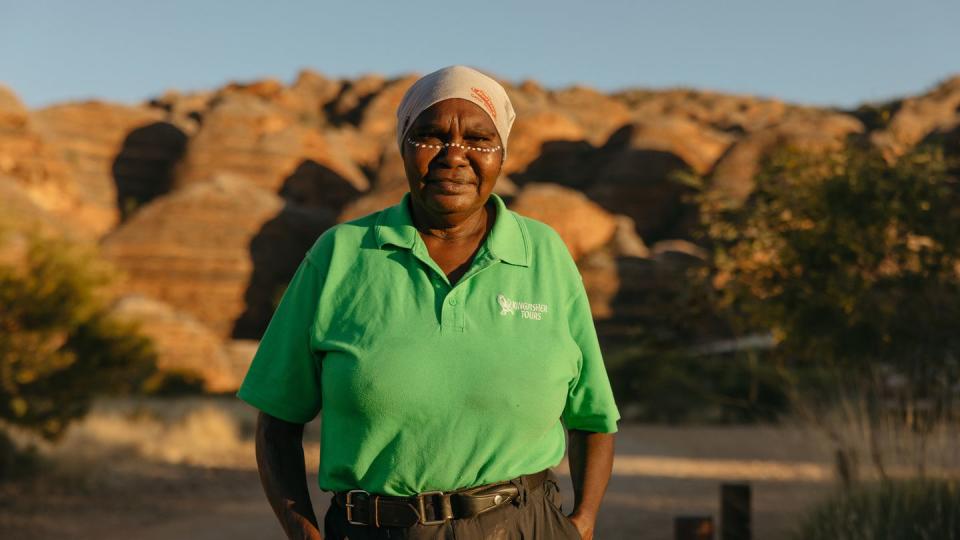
[374, 192, 530, 267]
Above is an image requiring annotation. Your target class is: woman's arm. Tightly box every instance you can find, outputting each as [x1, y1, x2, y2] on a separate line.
[566, 429, 615, 540]
[255, 411, 323, 540]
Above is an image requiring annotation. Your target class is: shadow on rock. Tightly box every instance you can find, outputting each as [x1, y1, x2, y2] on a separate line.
[232, 159, 364, 339]
[112, 122, 188, 222]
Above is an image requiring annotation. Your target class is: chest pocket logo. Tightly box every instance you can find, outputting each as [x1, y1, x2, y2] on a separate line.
[497, 293, 549, 320]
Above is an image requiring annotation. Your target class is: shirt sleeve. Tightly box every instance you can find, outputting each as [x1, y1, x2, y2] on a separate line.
[561, 279, 621, 433]
[236, 252, 324, 424]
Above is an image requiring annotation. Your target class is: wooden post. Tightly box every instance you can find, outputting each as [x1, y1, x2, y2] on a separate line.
[675, 516, 714, 540]
[721, 483, 751, 540]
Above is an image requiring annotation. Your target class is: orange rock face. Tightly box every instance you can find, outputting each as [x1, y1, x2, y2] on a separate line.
[109, 294, 241, 392]
[173, 93, 368, 196]
[32, 101, 180, 237]
[338, 181, 409, 223]
[870, 76, 960, 158]
[510, 183, 617, 261]
[503, 111, 585, 176]
[549, 85, 632, 145]
[0, 86, 86, 236]
[2, 70, 956, 390]
[709, 113, 864, 206]
[100, 175, 290, 339]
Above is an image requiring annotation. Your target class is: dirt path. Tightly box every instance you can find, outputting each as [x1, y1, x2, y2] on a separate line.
[1, 464, 830, 540]
[0, 399, 837, 539]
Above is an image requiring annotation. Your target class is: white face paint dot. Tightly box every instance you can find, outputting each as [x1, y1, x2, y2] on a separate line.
[406, 138, 501, 153]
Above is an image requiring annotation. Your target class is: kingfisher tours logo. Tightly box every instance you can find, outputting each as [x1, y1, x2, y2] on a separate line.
[497, 294, 548, 320]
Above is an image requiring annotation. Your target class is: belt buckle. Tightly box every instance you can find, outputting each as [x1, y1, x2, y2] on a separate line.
[417, 490, 446, 525]
[345, 489, 370, 525]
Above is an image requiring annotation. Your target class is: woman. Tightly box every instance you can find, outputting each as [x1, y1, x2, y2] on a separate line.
[238, 65, 620, 540]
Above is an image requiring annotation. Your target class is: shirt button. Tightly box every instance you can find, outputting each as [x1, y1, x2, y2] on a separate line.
[448, 298, 458, 306]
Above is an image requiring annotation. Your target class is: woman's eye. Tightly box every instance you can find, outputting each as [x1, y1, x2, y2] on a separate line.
[466, 135, 495, 145]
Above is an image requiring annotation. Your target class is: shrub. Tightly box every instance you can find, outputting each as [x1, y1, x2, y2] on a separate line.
[0, 225, 158, 440]
[794, 478, 960, 540]
[607, 345, 790, 423]
[699, 144, 960, 376]
[600, 248, 792, 423]
[695, 143, 960, 475]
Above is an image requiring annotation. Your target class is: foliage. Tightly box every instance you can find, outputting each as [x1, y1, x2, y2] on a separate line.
[141, 368, 207, 396]
[602, 253, 792, 423]
[0, 429, 41, 479]
[608, 347, 789, 423]
[695, 143, 960, 475]
[598, 142, 959, 427]
[851, 101, 901, 132]
[698, 144, 960, 383]
[0, 226, 158, 440]
[793, 478, 960, 540]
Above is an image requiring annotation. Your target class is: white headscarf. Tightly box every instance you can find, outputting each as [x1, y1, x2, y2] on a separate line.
[396, 65, 517, 159]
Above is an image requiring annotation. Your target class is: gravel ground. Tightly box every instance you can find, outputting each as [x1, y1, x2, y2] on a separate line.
[0, 398, 840, 539]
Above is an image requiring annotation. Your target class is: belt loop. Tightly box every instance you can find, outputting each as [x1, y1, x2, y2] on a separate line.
[509, 473, 528, 508]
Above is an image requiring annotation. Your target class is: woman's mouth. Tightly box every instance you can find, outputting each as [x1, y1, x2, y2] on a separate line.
[424, 178, 475, 194]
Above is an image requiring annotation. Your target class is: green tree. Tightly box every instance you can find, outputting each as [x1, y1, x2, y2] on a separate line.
[698, 144, 960, 479]
[0, 226, 158, 440]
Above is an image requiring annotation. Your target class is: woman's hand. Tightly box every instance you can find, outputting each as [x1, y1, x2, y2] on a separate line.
[568, 510, 596, 539]
[566, 429, 615, 540]
[255, 411, 323, 540]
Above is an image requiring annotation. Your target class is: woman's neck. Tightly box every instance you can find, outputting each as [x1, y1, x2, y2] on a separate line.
[409, 199, 493, 243]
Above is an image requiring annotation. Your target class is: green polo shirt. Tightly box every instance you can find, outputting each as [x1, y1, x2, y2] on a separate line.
[237, 192, 620, 496]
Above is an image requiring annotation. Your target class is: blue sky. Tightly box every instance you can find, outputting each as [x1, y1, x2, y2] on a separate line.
[2, 0, 958, 109]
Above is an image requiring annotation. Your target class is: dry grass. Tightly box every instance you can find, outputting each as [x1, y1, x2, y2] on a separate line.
[3, 396, 285, 483]
[25, 393, 947, 477]
[792, 387, 960, 484]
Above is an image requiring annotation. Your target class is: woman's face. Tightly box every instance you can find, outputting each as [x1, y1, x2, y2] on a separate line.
[402, 98, 503, 220]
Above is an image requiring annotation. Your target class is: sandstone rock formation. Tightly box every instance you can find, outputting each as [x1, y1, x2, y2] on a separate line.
[173, 92, 368, 196]
[0, 178, 44, 272]
[288, 69, 343, 119]
[708, 114, 864, 205]
[223, 339, 260, 390]
[109, 294, 240, 392]
[0, 86, 84, 235]
[337, 181, 409, 223]
[2, 70, 956, 391]
[356, 75, 419, 144]
[870, 76, 960, 158]
[0, 174, 71, 239]
[326, 73, 388, 125]
[30, 101, 168, 236]
[510, 183, 616, 260]
[502, 110, 585, 176]
[609, 215, 650, 259]
[577, 248, 620, 319]
[548, 85, 632, 145]
[100, 174, 327, 340]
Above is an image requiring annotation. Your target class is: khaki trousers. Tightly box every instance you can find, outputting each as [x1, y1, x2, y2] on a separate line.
[322, 469, 582, 539]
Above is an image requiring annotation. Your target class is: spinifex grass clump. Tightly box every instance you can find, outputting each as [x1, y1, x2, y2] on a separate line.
[794, 478, 960, 540]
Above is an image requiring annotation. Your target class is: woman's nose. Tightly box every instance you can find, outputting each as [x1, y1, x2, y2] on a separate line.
[436, 140, 470, 167]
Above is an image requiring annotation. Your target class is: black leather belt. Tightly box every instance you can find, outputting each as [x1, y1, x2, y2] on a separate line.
[333, 469, 549, 528]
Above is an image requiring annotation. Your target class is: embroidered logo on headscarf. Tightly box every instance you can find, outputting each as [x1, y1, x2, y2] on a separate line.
[471, 87, 497, 120]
